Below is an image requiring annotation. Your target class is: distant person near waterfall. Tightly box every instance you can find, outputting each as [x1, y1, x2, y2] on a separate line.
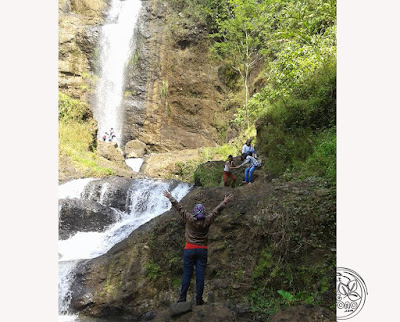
[163, 190, 234, 305]
[108, 128, 116, 142]
[103, 128, 116, 142]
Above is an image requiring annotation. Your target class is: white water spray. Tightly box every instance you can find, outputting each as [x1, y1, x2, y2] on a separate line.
[58, 178, 97, 200]
[125, 158, 144, 172]
[58, 178, 192, 320]
[94, 0, 142, 146]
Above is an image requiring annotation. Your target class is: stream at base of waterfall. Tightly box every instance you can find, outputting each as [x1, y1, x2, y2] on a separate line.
[58, 178, 192, 321]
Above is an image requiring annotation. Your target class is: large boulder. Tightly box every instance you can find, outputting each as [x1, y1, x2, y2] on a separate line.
[97, 141, 125, 163]
[124, 139, 147, 158]
[81, 177, 134, 212]
[59, 198, 118, 240]
[141, 149, 202, 180]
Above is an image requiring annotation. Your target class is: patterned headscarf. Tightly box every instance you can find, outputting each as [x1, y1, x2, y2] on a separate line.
[193, 204, 206, 220]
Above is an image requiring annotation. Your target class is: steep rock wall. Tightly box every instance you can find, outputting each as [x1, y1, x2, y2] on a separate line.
[58, 0, 106, 101]
[121, 0, 231, 151]
[58, 0, 235, 179]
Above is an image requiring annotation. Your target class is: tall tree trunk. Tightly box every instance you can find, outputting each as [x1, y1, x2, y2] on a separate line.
[244, 74, 249, 129]
[244, 30, 250, 129]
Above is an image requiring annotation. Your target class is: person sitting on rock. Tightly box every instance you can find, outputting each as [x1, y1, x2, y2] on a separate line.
[223, 155, 237, 187]
[242, 139, 257, 158]
[163, 190, 234, 306]
[234, 153, 261, 185]
[102, 133, 107, 142]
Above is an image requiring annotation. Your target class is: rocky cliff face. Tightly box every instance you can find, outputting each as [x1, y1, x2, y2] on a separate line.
[120, 0, 233, 151]
[69, 176, 336, 321]
[58, 0, 106, 101]
[59, 0, 234, 152]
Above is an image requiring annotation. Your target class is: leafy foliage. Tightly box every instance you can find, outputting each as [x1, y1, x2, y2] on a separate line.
[59, 91, 115, 176]
[247, 180, 336, 318]
[59, 92, 92, 122]
[278, 290, 295, 302]
[210, 0, 266, 127]
[145, 262, 161, 281]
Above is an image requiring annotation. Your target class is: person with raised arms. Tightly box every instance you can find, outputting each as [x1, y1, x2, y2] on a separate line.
[163, 191, 234, 305]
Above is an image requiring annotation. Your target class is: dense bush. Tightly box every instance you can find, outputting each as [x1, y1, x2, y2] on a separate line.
[218, 0, 337, 185]
[256, 56, 336, 185]
[59, 92, 92, 122]
[58, 91, 115, 176]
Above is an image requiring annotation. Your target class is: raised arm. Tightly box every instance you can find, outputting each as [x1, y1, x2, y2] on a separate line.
[207, 194, 234, 225]
[163, 190, 190, 222]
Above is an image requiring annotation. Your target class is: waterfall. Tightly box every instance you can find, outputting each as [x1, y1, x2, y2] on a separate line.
[58, 178, 97, 200]
[58, 178, 192, 321]
[125, 157, 144, 172]
[94, 0, 142, 147]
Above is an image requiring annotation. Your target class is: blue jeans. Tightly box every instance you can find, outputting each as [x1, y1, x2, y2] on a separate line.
[179, 248, 207, 301]
[244, 166, 256, 183]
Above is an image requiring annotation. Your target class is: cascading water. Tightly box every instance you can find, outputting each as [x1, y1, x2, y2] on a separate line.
[58, 2, 188, 320]
[58, 178, 192, 321]
[125, 157, 144, 172]
[94, 0, 142, 147]
[58, 178, 97, 200]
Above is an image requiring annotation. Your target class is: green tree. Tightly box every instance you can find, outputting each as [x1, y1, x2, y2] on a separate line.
[210, 0, 265, 128]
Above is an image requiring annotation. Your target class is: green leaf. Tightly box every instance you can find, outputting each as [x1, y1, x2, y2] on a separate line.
[277, 290, 295, 302]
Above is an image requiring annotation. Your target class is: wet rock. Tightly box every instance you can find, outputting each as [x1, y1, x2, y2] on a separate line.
[59, 199, 117, 240]
[81, 177, 133, 211]
[76, 26, 101, 70]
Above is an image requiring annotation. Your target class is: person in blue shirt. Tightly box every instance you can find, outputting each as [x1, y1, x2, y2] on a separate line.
[234, 153, 261, 184]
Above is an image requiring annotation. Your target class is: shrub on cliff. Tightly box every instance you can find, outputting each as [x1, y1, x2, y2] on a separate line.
[256, 57, 336, 185]
[59, 92, 92, 122]
[58, 91, 114, 177]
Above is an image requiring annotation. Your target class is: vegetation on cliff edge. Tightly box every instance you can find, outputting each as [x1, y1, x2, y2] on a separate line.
[58, 92, 114, 176]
